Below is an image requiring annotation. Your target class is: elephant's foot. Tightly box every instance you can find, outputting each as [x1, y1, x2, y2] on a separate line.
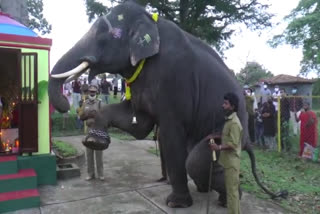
[156, 177, 167, 182]
[196, 183, 208, 193]
[166, 192, 193, 208]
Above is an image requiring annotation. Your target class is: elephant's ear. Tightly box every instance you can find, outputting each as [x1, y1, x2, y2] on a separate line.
[129, 14, 160, 66]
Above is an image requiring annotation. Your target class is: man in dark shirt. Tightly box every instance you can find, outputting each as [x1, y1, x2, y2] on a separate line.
[262, 98, 276, 150]
[100, 77, 112, 104]
[81, 78, 89, 99]
[72, 79, 81, 109]
[121, 78, 126, 96]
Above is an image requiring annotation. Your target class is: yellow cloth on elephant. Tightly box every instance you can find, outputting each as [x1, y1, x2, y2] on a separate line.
[125, 13, 158, 100]
[152, 13, 158, 22]
[125, 59, 145, 100]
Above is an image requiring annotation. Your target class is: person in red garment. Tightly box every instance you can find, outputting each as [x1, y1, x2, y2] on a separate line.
[295, 102, 318, 156]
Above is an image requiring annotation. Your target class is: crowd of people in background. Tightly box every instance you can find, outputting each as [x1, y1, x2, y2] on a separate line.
[59, 75, 126, 131]
[62, 75, 126, 107]
[244, 82, 318, 157]
[59, 76, 319, 158]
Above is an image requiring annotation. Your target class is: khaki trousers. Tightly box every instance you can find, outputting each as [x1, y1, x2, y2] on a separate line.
[86, 148, 103, 177]
[225, 167, 241, 214]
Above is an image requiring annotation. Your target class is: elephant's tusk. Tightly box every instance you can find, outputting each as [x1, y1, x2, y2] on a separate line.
[51, 61, 89, 79]
[64, 68, 90, 83]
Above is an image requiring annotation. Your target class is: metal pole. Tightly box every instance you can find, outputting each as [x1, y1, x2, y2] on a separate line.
[277, 96, 281, 152]
[206, 159, 214, 214]
[206, 139, 217, 214]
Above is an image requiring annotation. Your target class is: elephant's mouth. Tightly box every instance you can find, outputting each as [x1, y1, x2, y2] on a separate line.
[82, 129, 111, 150]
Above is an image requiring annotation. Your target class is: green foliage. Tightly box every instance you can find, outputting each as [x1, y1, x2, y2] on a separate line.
[84, 0, 273, 51]
[312, 79, 320, 108]
[236, 61, 274, 86]
[53, 140, 77, 157]
[27, 0, 51, 35]
[269, 0, 320, 75]
[241, 148, 320, 213]
[85, 0, 108, 22]
[51, 110, 84, 137]
[312, 78, 320, 95]
[147, 146, 160, 156]
[109, 127, 137, 140]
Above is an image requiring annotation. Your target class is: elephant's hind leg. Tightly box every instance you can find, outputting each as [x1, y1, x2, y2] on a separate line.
[186, 139, 212, 193]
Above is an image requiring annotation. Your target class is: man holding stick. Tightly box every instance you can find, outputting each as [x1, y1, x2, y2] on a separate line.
[209, 92, 243, 214]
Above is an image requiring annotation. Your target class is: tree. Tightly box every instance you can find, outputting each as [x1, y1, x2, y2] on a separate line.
[27, 0, 51, 35]
[84, 0, 273, 51]
[312, 78, 320, 108]
[236, 61, 273, 86]
[269, 0, 320, 76]
[0, 0, 51, 35]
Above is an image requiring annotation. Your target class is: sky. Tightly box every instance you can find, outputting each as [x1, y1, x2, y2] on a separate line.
[42, 0, 303, 76]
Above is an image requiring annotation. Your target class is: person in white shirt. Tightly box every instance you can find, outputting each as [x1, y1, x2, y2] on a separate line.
[272, 85, 281, 112]
[260, 82, 271, 105]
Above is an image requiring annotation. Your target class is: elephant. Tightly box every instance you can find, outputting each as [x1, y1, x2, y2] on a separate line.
[49, 1, 287, 208]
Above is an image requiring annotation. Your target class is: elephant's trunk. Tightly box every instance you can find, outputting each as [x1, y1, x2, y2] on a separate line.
[48, 77, 70, 113]
[48, 30, 96, 113]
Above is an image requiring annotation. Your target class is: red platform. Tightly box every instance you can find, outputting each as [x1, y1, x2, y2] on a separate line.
[0, 156, 17, 162]
[0, 189, 39, 202]
[0, 169, 36, 180]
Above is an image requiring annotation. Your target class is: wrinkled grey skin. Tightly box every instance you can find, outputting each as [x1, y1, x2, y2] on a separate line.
[49, 1, 282, 208]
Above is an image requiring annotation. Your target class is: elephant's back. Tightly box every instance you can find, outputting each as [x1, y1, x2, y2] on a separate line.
[154, 18, 249, 145]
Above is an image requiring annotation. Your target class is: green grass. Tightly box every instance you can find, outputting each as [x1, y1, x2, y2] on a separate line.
[147, 146, 160, 156]
[109, 127, 154, 141]
[241, 147, 320, 214]
[52, 140, 77, 157]
[51, 94, 123, 137]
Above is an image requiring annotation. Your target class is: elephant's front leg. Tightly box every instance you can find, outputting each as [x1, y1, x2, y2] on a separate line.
[161, 121, 192, 208]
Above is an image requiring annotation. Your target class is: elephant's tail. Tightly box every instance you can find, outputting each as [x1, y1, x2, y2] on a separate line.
[244, 143, 288, 199]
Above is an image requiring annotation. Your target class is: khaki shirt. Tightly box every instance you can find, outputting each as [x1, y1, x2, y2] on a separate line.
[245, 95, 254, 116]
[79, 99, 101, 128]
[219, 112, 243, 169]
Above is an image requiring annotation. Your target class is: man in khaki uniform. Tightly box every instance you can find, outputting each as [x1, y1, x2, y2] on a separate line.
[210, 92, 243, 214]
[79, 85, 104, 181]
